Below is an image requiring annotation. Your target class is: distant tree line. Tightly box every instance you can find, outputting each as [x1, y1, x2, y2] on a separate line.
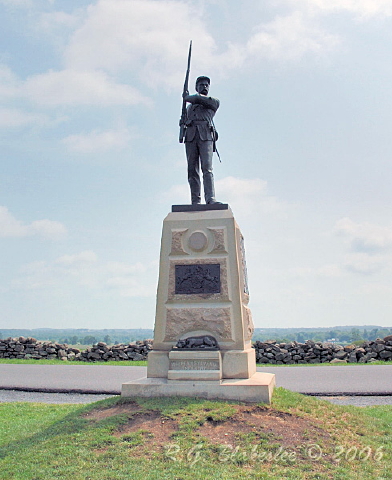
[59, 334, 113, 345]
[0, 329, 154, 346]
[252, 327, 392, 344]
[57, 333, 154, 346]
[2, 326, 392, 346]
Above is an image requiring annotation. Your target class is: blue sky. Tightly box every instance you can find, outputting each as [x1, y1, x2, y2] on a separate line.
[1, 0, 392, 330]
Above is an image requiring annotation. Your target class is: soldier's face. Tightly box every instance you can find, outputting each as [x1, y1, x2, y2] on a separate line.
[196, 81, 209, 95]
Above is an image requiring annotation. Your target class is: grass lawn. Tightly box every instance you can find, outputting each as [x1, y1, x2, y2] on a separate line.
[0, 388, 390, 480]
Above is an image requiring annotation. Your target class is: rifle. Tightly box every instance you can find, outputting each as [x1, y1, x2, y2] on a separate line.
[179, 40, 192, 143]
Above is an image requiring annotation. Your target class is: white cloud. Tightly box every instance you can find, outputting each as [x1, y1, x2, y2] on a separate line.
[0, 108, 48, 128]
[0, 206, 28, 237]
[55, 251, 98, 266]
[29, 219, 67, 240]
[162, 176, 289, 218]
[162, 183, 191, 205]
[217, 176, 268, 195]
[292, 0, 392, 18]
[332, 218, 392, 276]
[0, 0, 348, 114]
[246, 11, 340, 61]
[63, 0, 215, 87]
[105, 275, 152, 297]
[14, 252, 155, 297]
[56, 0, 339, 92]
[317, 264, 343, 277]
[334, 217, 392, 253]
[38, 10, 85, 32]
[15, 261, 53, 290]
[343, 252, 387, 275]
[1, 62, 151, 110]
[24, 69, 151, 107]
[0, 64, 20, 99]
[62, 127, 136, 153]
[359, 282, 392, 296]
[216, 176, 289, 217]
[0, 206, 66, 239]
[105, 261, 146, 275]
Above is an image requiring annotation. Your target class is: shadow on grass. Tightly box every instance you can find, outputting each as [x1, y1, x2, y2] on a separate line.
[0, 395, 240, 463]
[0, 397, 124, 460]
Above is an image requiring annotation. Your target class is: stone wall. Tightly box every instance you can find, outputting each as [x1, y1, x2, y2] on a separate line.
[0, 337, 152, 361]
[1, 335, 392, 364]
[253, 336, 392, 364]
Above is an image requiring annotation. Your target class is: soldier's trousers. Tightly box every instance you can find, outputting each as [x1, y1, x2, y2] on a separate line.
[185, 133, 216, 204]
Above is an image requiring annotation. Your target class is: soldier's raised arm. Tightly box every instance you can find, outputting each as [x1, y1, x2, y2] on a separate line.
[183, 94, 220, 112]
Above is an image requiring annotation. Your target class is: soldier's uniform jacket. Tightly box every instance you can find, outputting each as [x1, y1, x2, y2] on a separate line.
[184, 94, 220, 142]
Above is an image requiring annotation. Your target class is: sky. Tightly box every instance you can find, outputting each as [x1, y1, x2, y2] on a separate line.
[1, 0, 392, 331]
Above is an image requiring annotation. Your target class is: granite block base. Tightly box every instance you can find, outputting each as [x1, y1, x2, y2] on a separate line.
[121, 372, 275, 404]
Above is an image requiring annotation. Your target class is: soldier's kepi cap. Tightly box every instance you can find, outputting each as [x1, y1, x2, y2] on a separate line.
[195, 76, 210, 86]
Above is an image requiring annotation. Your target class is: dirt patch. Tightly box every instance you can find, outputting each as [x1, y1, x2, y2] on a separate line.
[83, 401, 142, 420]
[85, 403, 333, 460]
[115, 411, 178, 445]
[84, 402, 179, 447]
[197, 405, 329, 451]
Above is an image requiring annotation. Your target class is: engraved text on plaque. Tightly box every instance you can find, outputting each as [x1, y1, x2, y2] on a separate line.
[170, 360, 220, 371]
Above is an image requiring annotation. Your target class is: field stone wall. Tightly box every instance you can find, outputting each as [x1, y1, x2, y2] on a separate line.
[1, 336, 392, 364]
[0, 337, 152, 362]
[253, 336, 392, 364]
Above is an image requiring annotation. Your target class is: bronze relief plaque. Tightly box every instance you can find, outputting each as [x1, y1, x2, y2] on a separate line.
[175, 264, 220, 294]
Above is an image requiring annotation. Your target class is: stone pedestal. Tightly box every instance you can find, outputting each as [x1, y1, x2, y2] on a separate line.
[121, 205, 275, 403]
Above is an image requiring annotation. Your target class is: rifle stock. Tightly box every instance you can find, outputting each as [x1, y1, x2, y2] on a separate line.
[179, 40, 192, 143]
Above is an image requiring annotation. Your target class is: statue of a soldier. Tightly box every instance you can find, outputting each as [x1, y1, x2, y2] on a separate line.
[182, 76, 221, 205]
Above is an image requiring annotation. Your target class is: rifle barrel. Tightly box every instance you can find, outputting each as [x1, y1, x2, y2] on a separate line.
[179, 40, 192, 143]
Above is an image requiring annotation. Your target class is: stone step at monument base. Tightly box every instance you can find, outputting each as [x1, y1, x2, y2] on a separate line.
[168, 370, 222, 381]
[121, 372, 275, 404]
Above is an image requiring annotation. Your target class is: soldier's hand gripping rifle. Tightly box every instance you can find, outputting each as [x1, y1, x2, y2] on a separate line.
[179, 40, 192, 143]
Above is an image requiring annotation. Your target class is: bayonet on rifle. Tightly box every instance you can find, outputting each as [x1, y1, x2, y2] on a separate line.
[179, 40, 192, 143]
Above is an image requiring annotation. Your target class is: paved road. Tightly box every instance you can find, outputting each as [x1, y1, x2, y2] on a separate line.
[1, 364, 392, 395]
[318, 395, 392, 407]
[0, 364, 143, 394]
[260, 365, 392, 395]
[0, 390, 114, 404]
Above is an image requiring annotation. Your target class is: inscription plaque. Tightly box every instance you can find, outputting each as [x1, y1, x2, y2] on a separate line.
[170, 360, 220, 371]
[175, 264, 220, 294]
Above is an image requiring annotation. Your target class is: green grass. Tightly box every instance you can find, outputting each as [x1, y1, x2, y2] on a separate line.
[0, 389, 390, 479]
[0, 358, 147, 366]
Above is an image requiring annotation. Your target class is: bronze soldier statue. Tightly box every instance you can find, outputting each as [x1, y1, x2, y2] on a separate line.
[181, 76, 221, 205]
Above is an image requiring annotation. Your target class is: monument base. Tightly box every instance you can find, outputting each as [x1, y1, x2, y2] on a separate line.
[147, 348, 256, 379]
[121, 372, 275, 404]
[122, 207, 276, 404]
